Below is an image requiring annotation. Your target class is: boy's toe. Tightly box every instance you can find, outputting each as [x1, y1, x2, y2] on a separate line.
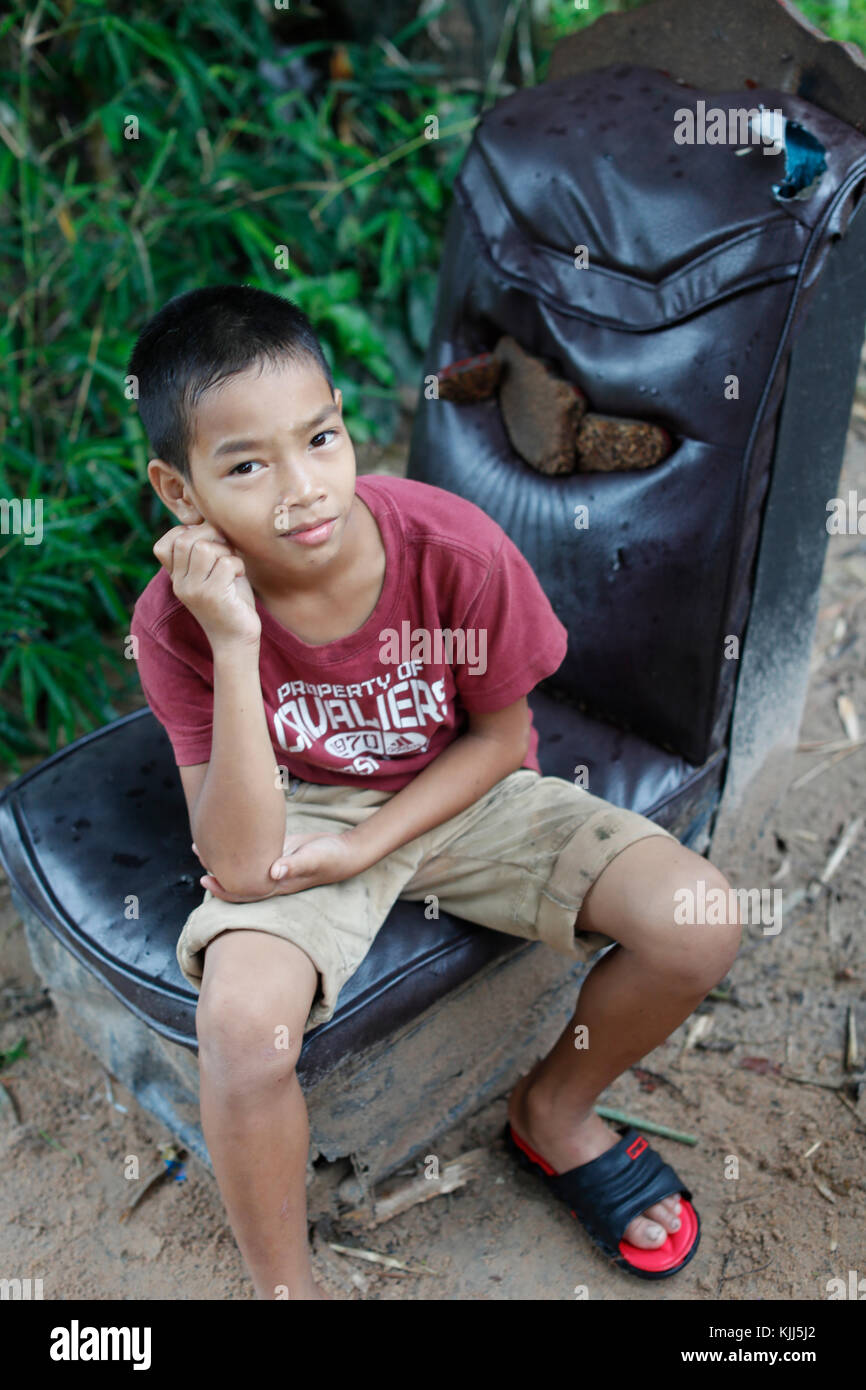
[623, 1214, 668, 1248]
[623, 1199, 682, 1248]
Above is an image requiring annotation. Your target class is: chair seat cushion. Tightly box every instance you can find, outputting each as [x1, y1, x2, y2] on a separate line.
[0, 692, 723, 1085]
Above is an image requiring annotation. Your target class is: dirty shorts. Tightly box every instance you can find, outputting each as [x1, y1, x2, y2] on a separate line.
[176, 767, 679, 1032]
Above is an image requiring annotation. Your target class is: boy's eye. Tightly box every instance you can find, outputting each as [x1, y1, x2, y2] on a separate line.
[228, 431, 336, 474]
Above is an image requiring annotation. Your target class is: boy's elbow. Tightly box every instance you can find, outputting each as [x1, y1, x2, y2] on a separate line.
[217, 869, 276, 899]
[198, 850, 279, 900]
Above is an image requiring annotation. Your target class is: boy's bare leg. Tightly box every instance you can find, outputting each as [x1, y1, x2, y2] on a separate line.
[196, 929, 332, 1300]
[508, 837, 741, 1250]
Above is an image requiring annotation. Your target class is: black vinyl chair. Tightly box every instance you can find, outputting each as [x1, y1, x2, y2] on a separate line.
[2, 0, 865, 1185]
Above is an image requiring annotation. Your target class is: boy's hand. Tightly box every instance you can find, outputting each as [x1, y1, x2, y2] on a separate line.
[152, 520, 261, 652]
[190, 831, 367, 902]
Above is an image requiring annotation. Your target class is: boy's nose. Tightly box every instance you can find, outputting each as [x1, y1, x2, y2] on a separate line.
[274, 488, 329, 532]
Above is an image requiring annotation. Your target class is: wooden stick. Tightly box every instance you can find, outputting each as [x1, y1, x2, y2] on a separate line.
[791, 745, 865, 790]
[338, 1148, 486, 1228]
[327, 1243, 439, 1276]
[845, 1005, 858, 1072]
[593, 1106, 698, 1145]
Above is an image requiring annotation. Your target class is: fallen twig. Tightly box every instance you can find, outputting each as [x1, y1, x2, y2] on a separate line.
[719, 1258, 772, 1285]
[836, 695, 860, 743]
[845, 1005, 858, 1072]
[834, 1090, 866, 1135]
[103, 1070, 128, 1115]
[37, 1129, 82, 1167]
[338, 1147, 486, 1228]
[593, 1106, 697, 1145]
[780, 1072, 866, 1134]
[796, 738, 859, 753]
[780, 1071, 842, 1091]
[327, 1243, 440, 1276]
[716, 1248, 733, 1295]
[783, 816, 864, 912]
[791, 745, 865, 790]
[820, 816, 864, 883]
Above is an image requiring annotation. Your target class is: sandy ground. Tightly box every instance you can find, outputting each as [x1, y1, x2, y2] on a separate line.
[1, 375, 865, 1302]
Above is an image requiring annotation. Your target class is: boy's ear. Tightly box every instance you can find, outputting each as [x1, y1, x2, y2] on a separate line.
[146, 458, 205, 526]
[333, 386, 343, 414]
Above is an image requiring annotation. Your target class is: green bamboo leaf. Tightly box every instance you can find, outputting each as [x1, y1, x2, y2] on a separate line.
[409, 166, 443, 212]
[104, 20, 131, 88]
[108, 20, 205, 128]
[379, 211, 402, 296]
[17, 650, 37, 728]
[28, 650, 75, 725]
[89, 570, 131, 626]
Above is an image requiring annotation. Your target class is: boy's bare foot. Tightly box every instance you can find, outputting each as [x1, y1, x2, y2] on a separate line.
[507, 1065, 683, 1250]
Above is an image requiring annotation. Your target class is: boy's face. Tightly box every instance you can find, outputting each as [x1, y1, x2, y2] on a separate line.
[149, 356, 357, 593]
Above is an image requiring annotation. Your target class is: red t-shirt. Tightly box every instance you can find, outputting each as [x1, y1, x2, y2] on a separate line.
[130, 474, 568, 791]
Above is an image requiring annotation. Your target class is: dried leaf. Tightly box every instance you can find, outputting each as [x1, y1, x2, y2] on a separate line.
[681, 1014, 714, 1053]
[739, 1057, 782, 1076]
[812, 1176, 836, 1205]
[632, 1067, 658, 1092]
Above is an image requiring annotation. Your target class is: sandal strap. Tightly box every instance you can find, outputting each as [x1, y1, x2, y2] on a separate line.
[545, 1127, 692, 1250]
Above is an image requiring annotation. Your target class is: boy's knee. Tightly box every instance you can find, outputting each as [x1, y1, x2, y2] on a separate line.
[196, 983, 306, 1084]
[664, 864, 742, 989]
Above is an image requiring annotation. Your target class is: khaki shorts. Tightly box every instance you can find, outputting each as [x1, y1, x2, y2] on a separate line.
[176, 768, 679, 1033]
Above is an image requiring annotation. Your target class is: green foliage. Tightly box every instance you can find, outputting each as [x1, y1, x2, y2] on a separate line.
[790, 0, 866, 45]
[0, 1037, 28, 1069]
[0, 0, 478, 769]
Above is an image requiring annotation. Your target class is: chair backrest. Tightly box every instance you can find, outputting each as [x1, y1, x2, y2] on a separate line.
[548, 0, 866, 135]
[407, 60, 866, 767]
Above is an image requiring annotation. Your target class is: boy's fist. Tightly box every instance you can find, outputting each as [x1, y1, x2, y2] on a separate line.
[152, 521, 261, 651]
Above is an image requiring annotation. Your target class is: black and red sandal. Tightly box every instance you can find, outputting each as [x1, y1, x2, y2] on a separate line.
[503, 1120, 700, 1280]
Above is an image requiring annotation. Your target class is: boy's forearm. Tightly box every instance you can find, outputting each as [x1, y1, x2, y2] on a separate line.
[345, 728, 528, 871]
[191, 642, 287, 896]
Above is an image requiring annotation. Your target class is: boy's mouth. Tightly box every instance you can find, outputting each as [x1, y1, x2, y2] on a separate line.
[281, 515, 338, 545]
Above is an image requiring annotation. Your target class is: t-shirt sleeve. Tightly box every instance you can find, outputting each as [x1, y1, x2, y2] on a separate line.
[452, 530, 568, 712]
[131, 612, 215, 767]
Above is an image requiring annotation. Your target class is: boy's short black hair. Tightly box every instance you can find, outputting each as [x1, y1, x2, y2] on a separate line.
[127, 283, 335, 483]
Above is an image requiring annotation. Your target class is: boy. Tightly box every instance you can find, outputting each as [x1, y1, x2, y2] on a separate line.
[128, 284, 740, 1300]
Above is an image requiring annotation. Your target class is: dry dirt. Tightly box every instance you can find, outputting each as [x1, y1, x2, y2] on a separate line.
[1, 377, 865, 1302]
